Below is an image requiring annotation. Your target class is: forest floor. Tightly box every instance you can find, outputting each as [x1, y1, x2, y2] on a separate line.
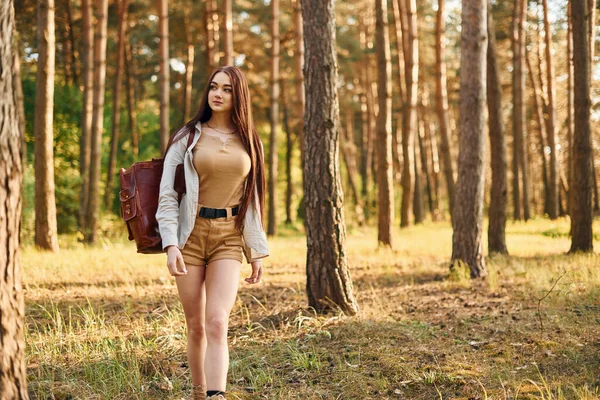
[23, 217, 600, 400]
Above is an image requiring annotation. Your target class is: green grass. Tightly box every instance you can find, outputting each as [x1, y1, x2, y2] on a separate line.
[23, 217, 600, 399]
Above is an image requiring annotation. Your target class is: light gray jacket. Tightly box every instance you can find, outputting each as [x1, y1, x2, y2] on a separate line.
[155, 121, 269, 263]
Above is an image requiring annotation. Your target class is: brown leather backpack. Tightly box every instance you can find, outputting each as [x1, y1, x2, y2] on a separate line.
[119, 131, 194, 254]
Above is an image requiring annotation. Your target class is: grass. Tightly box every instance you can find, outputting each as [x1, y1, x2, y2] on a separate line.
[23, 217, 600, 399]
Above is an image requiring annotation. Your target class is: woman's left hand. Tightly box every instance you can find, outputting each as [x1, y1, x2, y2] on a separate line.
[245, 261, 263, 284]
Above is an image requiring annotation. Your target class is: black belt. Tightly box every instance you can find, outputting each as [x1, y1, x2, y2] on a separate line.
[199, 205, 240, 219]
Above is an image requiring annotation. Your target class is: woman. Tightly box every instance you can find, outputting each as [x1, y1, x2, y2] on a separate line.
[156, 66, 269, 400]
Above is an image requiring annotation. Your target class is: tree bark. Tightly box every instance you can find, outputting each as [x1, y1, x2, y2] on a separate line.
[85, 0, 109, 243]
[183, 6, 194, 123]
[487, 2, 508, 255]
[158, 0, 170, 154]
[34, 0, 59, 251]
[62, 0, 74, 86]
[375, 0, 394, 246]
[567, 1, 575, 218]
[205, 0, 219, 68]
[341, 111, 366, 227]
[435, 0, 456, 221]
[588, 0, 599, 213]
[0, 3, 28, 396]
[451, 0, 488, 278]
[124, 30, 138, 156]
[282, 79, 293, 225]
[12, 31, 26, 166]
[293, 0, 305, 181]
[390, 0, 406, 184]
[400, 0, 418, 228]
[418, 103, 433, 218]
[105, 0, 128, 210]
[79, 0, 93, 230]
[413, 118, 424, 224]
[570, 0, 594, 252]
[223, 0, 233, 65]
[541, 0, 559, 219]
[302, 0, 358, 316]
[267, 0, 280, 236]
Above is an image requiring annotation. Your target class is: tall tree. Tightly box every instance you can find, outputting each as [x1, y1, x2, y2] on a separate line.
[293, 0, 305, 177]
[435, 0, 456, 221]
[375, 0, 394, 246]
[85, 0, 109, 243]
[223, 0, 233, 65]
[124, 29, 138, 156]
[567, 1, 575, 217]
[341, 111, 366, 226]
[302, 0, 358, 316]
[182, 5, 194, 123]
[79, 0, 93, 230]
[390, 0, 406, 184]
[158, 0, 170, 153]
[12, 31, 26, 165]
[570, 0, 594, 253]
[105, 0, 129, 209]
[541, 0, 559, 219]
[0, 2, 28, 395]
[34, 0, 59, 251]
[400, 0, 419, 228]
[267, 0, 280, 236]
[282, 78, 294, 225]
[487, 2, 508, 254]
[451, 0, 488, 278]
[205, 0, 219, 68]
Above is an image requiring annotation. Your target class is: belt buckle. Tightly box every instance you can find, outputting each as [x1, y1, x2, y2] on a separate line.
[200, 207, 216, 219]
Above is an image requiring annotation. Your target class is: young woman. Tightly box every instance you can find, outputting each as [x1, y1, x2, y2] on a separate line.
[156, 66, 269, 400]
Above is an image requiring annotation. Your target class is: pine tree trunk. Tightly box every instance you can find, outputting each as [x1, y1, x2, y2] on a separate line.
[400, 0, 418, 228]
[65, 0, 78, 85]
[303, 0, 358, 316]
[541, 0, 559, 219]
[435, 0, 456, 221]
[105, 0, 128, 210]
[34, 0, 59, 251]
[375, 0, 394, 246]
[158, 0, 169, 154]
[62, 0, 73, 86]
[426, 114, 441, 217]
[413, 123, 424, 224]
[12, 31, 26, 166]
[451, 0, 488, 278]
[525, 45, 550, 216]
[79, 0, 93, 230]
[85, 0, 109, 243]
[588, 0, 599, 213]
[293, 0, 305, 181]
[0, 3, 28, 395]
[515, 0, 530, 220]
[267, 0, 280, 236]
[570, 0, 594, 252]
[282, 79, 293, 225]
[390, 0, 406, 184]
[205, 0, 219, 68]
[418, 107, 434, 217]
[567, 2, 574, 218]
[183, 6, 194, 123]
[511, 0, 521, 221]
[341, 111, 366, 226]
[223, 0, 233, 65]
[124, 32, 138, 156]
[487, 2, 508, 255]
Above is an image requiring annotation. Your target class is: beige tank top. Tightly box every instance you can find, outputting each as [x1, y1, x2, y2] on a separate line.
[192, 131, 251, 208]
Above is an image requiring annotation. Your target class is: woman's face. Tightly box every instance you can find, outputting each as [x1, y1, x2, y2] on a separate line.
[208, 72, 234, 113]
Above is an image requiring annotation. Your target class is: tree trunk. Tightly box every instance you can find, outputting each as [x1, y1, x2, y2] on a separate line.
[541, 0, 559, 219]
[124, 30, 138, 156]
[223, 0, 233, 65]
[375, 0, 394, 246]
[62, 0, 74, 86]
[158, 0, 170, 154]
[588, 0, 599, 213]
[390, 0, 406, 184]
[435, 0, 456, 221]
[487, 2, 508, 255]
[205, 0, 219, 68]
[0, 3, 28, 395]
[418, 105, 434, 218]
[79, 0, 93, 230]
[267, 0, 280, 236]
[293, 0, 305, 182]
[341, 111, 366, 227]
[451, 0, 488, 278]
[183, 6, 194, 123]
[567, 1, 575, 218]
[282, 79, 294, 225]
[400, 0, 418, 228]
[104, 0, 128, 210]
[12, 31, 26, 166]
[34, 0, 59, 251]
[302, 0, 358, 316]
[85, 0, 109, 243]
[570, 0, 594, 252]
[425, 110, 441, 217]
[525, 45, 550, 216]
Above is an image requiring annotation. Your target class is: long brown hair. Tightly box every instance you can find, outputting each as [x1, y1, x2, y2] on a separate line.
[167, 66, 266, 230]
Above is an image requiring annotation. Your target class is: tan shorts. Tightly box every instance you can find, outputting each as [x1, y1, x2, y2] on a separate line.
[181, 211, 244, 267]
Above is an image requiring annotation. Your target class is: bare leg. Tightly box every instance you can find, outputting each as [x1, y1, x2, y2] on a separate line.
[204, 259, 241, 391]
[175, 265, 207, 387]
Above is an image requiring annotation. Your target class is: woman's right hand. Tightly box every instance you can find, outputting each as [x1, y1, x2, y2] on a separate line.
[166, 246, 188, 276]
